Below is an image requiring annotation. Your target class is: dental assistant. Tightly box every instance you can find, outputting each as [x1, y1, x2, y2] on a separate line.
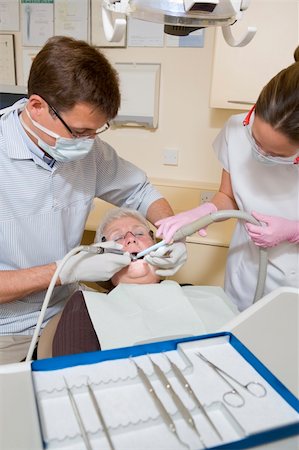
[155, 47, 299, 312]
[0, 36, 186, 364]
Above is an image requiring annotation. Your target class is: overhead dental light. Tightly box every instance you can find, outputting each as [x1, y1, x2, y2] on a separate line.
[102, 0, 256, 47]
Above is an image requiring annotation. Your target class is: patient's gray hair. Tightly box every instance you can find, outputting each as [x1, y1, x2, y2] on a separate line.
[95, 207, 150, 243]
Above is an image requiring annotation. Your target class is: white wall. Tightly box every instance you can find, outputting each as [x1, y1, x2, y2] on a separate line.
[102, 29, 240, 185]
[1, 27, 242, 185]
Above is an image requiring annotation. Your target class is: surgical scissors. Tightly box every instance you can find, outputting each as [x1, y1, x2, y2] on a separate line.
[196, 352, 267, 408]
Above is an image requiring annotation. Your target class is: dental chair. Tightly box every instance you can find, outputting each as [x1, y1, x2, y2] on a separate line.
[37, 312, 62, 359]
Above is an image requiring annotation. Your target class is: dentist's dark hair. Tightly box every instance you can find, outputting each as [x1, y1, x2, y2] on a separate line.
[27, 36, 120, 120]
[255, 46, 299, 144]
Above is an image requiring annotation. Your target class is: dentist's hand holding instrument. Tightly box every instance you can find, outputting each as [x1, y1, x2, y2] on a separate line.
[57, 241, 131, 284]
[144, 242, 187, 276]
[133, 235, 187, 277]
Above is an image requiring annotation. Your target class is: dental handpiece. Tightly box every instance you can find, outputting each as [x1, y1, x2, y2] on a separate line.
[81, 245, 127, 256]
[81, 245, 143, 263]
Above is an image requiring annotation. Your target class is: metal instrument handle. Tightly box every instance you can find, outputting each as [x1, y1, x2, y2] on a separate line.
[87, 382, 115, 450]
[131, 360, 177, 434]
[150, 359, 196, 431]
[165, 356, 221, 442]
[63, 378, 93, 450]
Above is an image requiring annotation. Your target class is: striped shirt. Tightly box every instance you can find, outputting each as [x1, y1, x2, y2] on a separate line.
[0, 100, 162, 335]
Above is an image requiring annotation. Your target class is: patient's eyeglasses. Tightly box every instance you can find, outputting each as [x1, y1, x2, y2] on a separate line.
[102, 228, 154, 244]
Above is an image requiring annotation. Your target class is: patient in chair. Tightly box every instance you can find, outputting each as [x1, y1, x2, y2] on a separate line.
[52, 208, 238, 357]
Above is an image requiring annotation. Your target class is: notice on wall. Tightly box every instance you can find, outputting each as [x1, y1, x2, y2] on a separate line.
[0, 0, 19, 31]
[22, 46, 40, 85]
[21, 0, 54, 47]
[54, 0, 89, 41]
[0, 34, 16, 84]
[127, 17, 164, 47]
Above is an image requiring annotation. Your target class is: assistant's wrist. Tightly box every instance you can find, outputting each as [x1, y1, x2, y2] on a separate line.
[287, 220, 299, 244]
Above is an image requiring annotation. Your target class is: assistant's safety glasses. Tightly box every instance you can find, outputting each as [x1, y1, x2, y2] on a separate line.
[243, 105, 299, 165]
[38, 94, 110, 139]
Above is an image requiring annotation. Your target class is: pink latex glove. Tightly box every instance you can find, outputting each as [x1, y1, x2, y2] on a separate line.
[155, 202, 217, 243]
[246, 211, 299, 248]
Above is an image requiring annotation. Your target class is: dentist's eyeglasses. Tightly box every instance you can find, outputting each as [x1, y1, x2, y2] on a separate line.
[48, 103, 110, 139]
[102, 228, 154, 244]
[38, 94, 110, 139]
[243, 105, 299, 165]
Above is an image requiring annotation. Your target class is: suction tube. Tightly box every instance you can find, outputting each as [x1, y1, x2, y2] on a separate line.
[171, 210, 267, 305]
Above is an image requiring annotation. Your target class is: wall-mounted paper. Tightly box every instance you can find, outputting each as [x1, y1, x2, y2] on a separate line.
[54, 0, 89, 41]
[127, 17, 164, 47]
[21, 0, 54, 47]
[0, 0, 19, 31]
[22, 46, 40, 85]
[113, 63, 161, 129]
[0, 34, 16, 84]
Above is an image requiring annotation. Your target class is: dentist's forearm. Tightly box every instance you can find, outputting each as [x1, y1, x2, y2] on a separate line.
[0, 263, 58, 303]
[146, 198, 174, 225]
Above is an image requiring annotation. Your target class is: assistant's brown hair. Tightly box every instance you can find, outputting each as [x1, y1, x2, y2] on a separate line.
[255, 46, 299, 144]
[27, 36, 120, 120]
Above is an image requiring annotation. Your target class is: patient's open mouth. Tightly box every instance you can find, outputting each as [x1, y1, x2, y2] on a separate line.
[130, 252, 144, 260]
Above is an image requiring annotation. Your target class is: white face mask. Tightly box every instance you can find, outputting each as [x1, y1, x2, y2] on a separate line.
[20, 108, 95, 162]
[251, 146, 298, 166]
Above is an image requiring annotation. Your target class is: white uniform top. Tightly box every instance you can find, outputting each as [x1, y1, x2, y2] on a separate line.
[0, 100, 163, 335]
[213, 113, 299, 311]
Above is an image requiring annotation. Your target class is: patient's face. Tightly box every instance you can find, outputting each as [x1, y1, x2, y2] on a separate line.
[102, 216, 160, 286]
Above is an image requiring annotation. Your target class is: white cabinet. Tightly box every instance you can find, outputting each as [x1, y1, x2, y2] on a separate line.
[210, 0, 299, 110]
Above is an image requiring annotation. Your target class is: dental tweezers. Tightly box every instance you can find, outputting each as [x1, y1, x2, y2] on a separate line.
[164, 354, 223, 441]
[131, 359, 188, 448]
[149, 358, 206, 448]
[63, 377, 93, 450]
